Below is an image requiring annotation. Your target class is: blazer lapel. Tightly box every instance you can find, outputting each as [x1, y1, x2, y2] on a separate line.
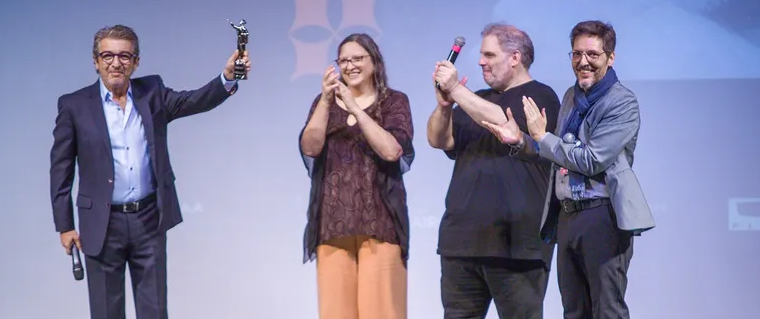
[130, 80, 157, 171]
[87, 81, 113, 161]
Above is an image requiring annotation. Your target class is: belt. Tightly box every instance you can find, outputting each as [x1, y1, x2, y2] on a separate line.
[560, 198, 610, 214]
[110, 193, 156, 213]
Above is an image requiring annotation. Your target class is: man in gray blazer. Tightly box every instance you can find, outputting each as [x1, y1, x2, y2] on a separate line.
[480, 20, 655, 319]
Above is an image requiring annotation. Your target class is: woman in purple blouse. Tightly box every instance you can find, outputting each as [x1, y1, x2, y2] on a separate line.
[298, 33, 414, 319]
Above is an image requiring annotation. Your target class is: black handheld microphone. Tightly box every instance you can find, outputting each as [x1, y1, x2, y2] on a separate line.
[72, 245, 84, 281]
[436, 36, 467, 90]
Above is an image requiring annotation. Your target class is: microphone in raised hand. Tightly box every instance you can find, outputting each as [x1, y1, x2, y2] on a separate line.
[436, 36, 466, 90]
[71, 245, 84, 281]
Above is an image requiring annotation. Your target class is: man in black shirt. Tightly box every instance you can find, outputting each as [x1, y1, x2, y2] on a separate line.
[428, 23, 561, 319]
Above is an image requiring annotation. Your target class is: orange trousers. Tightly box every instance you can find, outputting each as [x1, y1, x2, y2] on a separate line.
[316, 235, 407, 319]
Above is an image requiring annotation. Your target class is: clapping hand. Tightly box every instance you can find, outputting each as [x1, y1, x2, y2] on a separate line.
[522, 96, 548, 141]
[335, 81, 360, 114]
[320, 66, 340, 103]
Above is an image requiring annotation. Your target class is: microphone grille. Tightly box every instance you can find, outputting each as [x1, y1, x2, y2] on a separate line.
[454, 36, 466, 47]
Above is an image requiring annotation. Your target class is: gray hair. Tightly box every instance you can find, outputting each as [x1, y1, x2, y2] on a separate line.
[481, 23, 535, 69]
[92, 25, 140, 58]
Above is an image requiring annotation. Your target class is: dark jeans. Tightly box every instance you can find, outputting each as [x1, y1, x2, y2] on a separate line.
[440, 256, 550, 319]
[557, 202, 634, 319]
[84, 200, 168, 319]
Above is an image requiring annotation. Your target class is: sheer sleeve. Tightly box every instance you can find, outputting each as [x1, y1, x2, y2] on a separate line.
[299, 94, 323, 178]
[381, 91, 414, 174]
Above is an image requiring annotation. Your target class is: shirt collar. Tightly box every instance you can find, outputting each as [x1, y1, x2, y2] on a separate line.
[98, 77, 133, 103]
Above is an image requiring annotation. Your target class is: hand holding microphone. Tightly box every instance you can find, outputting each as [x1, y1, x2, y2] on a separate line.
[72, 245, 84, 281]
[60, 230, 84, 281]
[433, 73, 468, 108]
[434, 36, 466, 92]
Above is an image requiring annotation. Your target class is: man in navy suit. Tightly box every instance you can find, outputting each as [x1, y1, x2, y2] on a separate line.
[49, 24, 250, 319]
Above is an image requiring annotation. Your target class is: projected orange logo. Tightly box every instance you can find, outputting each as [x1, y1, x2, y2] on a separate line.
[289, 0, 381, 81]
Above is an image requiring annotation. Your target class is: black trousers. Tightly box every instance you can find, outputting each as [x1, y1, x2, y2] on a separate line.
[84, 199, 168, 319]
[440, 256, 550, 319]
[557, 202, 634, 319]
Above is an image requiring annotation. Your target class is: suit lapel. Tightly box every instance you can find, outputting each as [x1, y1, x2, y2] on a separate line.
[130, 79, 158, 173]
[130, 80, 154, 145]
[89, 78, 157, 171]
[87, 81, 113, 161]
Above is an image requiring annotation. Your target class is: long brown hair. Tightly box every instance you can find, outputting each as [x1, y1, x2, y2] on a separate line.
[337, 33, 389, 126]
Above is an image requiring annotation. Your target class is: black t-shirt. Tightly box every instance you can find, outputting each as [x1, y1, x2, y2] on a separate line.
[437, 80, 561, 263]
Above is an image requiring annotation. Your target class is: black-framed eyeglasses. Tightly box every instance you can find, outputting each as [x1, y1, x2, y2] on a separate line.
[568, 50, 606, 62]
[335, 55, 369, 68]
[98, 51, 137, 64]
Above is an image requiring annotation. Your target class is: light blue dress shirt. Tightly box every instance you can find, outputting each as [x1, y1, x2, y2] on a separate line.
[100, 74, 237, 204]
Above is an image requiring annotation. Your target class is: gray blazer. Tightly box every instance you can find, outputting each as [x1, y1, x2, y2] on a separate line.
[513, 82, 656, 241]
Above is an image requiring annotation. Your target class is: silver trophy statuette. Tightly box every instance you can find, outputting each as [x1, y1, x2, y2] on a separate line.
[228, 19, 249, 80]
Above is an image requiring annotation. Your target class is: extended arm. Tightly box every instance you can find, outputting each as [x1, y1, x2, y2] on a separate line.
[509, 133, 546, 164]
[433, 61, 506, 125]
[537, 94, 639, 176]
[50, 98, 77, 233]
[508, 90, 561, 166]
[162, 49, 249, 120]
[162, 74, 237, 121]
[449, 84, 508, 125]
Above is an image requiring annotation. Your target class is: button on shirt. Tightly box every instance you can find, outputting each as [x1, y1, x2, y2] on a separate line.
[100, 79, 155, 205]
[100, 74, 237, 204]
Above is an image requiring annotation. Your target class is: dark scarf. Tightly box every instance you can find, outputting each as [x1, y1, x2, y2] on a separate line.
[561, 67, 619, 138]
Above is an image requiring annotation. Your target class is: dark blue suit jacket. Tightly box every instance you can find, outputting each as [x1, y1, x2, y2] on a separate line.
[50, 74, 236, 256]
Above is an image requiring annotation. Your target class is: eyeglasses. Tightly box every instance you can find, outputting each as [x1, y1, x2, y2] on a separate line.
[568, 50, 606, 62]
[335, 55, 368, 68]
[98, 51, 136, 64]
